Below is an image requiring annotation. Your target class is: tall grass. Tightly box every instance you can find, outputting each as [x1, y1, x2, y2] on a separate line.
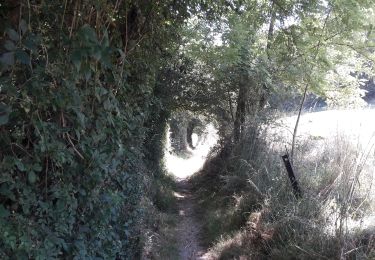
[191, 115, 375, 259]
[141, 171, 180, 260]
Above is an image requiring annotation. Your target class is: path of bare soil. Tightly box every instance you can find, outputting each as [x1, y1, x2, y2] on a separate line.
[175, 180, 211, 260]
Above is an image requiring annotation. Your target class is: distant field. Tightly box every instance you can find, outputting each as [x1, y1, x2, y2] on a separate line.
[270, 109, 375, 232]
[275, 109, 375, 146]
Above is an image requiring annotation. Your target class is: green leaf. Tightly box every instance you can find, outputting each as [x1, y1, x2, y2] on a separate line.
[15, 50, 30, 64]
[0, 205, 10, 218]
[71, 50, 82, 71]
[33, 164, 43, 172]
[22, 204, 30, 214]
[80, 24, 98, 43]
[91, 46, 102, 60]
[24, 34, 40, 51]
[117, 48, 126, 60]
[81, 63, 92, 81]
[0, 52, 15, 66]
[95, 87, 108, 101]
[0, 103, 11, 125]
[103, 99, 111, 110]
[15, 160, 26, 171]
[6, 29, 19, 41]
[4, 40, 16, 51]
[100, 47, 112, 68]
[28, 171, 37, 184]
[56, 199, 65, 211]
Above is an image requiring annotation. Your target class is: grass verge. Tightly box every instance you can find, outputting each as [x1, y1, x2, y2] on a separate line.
[141, 172, 180, 259]
[191, 119, 375, 259]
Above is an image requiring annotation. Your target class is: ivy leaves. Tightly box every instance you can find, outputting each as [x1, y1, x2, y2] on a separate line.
[70, 25, 113, 79]
[0, 103, 11, 125]
[0, 13, 148, 259]
[0, 0, 246, 258]
[0, 20, 36, 70]
[14, 159, 42, 184]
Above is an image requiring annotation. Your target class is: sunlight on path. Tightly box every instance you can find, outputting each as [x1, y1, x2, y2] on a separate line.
[175, 181, 209, 260]
[165, 123, 218, 179]
[163, 123, 218, 260]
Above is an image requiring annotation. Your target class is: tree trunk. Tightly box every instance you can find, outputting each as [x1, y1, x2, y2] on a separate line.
[169, 118, 188, 153]
[186, 120, 196, 149]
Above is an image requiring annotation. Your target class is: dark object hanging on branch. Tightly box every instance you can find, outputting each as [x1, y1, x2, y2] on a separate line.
[281, 154, 302, 199]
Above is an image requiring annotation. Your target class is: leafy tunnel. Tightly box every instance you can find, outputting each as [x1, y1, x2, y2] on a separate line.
[0, 0, 374, 259]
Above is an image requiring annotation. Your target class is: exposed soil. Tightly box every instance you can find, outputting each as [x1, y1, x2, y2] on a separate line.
[175, 180, 211, 260]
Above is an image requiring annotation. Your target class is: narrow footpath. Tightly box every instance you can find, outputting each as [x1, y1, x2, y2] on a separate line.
[164, 124, 219, 259]
[175, 180, 210, 260]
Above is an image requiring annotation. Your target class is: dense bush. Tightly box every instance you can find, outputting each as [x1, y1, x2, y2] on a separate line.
[0, 0, 195, 258]
[0, 21, 145, 260]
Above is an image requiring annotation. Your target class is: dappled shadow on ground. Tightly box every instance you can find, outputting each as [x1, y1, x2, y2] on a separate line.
[161, 123, 219, 259]
[174, 180, 211, 260]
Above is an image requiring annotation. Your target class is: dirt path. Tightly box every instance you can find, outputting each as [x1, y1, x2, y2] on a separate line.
[175, 180, 210, 260]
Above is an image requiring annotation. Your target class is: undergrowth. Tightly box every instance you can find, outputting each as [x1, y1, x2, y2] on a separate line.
[141, 172, 180, 260]
[191, 117, 375, 259]
[0, 1, 193, 258]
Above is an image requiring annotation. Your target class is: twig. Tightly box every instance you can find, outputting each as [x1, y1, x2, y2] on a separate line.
[334, 42, 375, 62]
[227, 89, 234, 122]
[66, 133, 84, 160]
[69, 0, 79, 38]
[60, 0, 68, 33]
[10, 143, 33, 157]
[61, 112, 84, 160]
[293, 245, 330, 259]
[344, 246, 363, 256]
[27, 0, 31, 31]
[290, 83, 308, 164]
[290, 8, 331, 163]
[45, 157, 48, 200]
[266, 0, 276, 60]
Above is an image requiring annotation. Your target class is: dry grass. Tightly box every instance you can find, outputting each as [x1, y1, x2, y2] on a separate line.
[141, 205, 179, 259]
[141, 173, 180, 259]
[191, 115, 375, 259]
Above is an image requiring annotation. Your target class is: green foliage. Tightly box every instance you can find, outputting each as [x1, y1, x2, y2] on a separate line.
[180, 0, 374, 135]
[0, 21, 143, 258]
[0, 0, 208, 258]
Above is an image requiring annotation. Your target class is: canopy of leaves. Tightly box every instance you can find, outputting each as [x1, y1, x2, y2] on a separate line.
[178, 0, 374, 125]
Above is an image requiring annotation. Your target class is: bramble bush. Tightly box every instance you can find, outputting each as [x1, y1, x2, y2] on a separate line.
[0, 0, 188, 258]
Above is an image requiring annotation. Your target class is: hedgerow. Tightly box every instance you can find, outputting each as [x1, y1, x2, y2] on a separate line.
[0, 0, 193, 258]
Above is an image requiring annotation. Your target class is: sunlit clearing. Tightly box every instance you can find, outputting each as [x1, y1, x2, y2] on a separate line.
[276, 109, 375, 145]
[165, 123, 218, 179]
[270, 108, 375, 233]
